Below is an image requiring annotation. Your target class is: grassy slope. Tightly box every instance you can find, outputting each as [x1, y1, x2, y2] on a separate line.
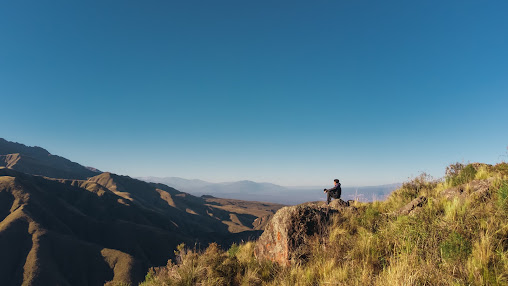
[140, 163, 508, 286]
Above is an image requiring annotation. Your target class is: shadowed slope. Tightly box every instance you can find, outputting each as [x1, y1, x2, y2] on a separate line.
[200, 196, 285, 232]
[86, 173, 284, 234]
[0, 168, 193, 285]
[87, 173, 231, 234]
[0, 167, 284, 285]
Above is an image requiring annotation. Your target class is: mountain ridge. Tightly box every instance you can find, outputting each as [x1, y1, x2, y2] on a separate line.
[0, 138, 101, 180]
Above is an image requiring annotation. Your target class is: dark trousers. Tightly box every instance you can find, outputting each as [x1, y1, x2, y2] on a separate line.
[327, 190, 341, 204]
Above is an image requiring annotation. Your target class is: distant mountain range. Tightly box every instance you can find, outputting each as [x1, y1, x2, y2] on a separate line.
[0, 138, 283, 285]
[138, 176, 401, 205]
[138, 176, 286, 193]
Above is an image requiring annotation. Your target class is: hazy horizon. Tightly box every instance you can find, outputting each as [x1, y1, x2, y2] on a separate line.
[137, 174, 401, 204]
[1, 1, 507, 186]
[137, 174, 401, 188]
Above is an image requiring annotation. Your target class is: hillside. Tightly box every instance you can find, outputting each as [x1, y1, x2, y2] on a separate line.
[141, 162, 508, 285]
[0, 138, 100, 179]
[0, 167, 283, 285]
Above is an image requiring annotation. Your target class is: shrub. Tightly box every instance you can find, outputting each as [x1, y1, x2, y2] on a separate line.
[357, 204, 383, 232]
[446, 164, 477, 187]
[446, 162, 465, 178]
[228, 243, 240, 258]
[440, 232, 472, 261]
[385, 173, 437, 211]
[494, 162, 508, 177]
[401, 173, 437, 197]
[497, 180, 508, 211]
[474, 165, 490, 180]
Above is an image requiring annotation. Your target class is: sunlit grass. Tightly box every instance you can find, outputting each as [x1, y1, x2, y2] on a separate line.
[140, 163, 508, 286]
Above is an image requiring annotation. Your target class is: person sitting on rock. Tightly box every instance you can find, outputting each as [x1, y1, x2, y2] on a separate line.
[324, 179, 341, 204]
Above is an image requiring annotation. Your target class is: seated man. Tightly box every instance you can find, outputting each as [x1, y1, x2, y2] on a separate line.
[324, 179, 341, 204]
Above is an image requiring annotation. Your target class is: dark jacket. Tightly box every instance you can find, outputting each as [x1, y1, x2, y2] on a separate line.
[326, 183, 341, 194]
[325, 183, 341, 204]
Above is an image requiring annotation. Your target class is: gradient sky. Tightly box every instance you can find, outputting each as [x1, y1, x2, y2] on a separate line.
[1, 0, 507, 186]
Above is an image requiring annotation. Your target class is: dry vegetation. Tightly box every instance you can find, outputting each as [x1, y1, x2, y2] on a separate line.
[138, 163, 508, 286]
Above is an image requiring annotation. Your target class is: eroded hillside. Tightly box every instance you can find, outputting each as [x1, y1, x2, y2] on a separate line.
[0, 167, 283, 286]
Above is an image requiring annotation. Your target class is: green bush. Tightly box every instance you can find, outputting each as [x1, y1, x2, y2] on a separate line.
[440, 232, 471, 261]
[357, 205, 383, 232]
[446, 164, 477, 187]
[385, 173, 437, 212]
[497, 181, 508, 210]
[494, 162, 508, 176]
[401, 173, 436, 198]
[228, 243, 240, 258]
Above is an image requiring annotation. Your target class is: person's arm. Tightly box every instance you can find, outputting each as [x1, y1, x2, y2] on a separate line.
[325, 184, 339, 192]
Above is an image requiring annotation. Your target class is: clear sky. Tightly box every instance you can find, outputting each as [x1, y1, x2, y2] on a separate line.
[1, 0, 507, 186]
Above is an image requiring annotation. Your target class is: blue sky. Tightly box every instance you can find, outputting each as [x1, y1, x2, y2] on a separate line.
[1, 0, 507, 186]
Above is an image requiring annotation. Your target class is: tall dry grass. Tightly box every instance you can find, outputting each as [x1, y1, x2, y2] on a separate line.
[138, 163, 508, 286]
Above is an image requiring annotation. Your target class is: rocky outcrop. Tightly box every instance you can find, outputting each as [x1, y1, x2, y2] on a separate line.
[394, 178, 495, 217]
[441, 178, 494, 202]
[254, 200, 354, 266]
[396, 196, 428, 216]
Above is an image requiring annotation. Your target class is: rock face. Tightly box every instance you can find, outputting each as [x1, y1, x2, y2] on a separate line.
[254, 200, 352, 266]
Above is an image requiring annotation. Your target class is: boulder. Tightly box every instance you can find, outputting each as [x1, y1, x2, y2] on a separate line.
[328, 199, 350, 209]
[396, 196, 427, 216]
[469, 179, 493, 201]
[254, 200, 352, 266]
